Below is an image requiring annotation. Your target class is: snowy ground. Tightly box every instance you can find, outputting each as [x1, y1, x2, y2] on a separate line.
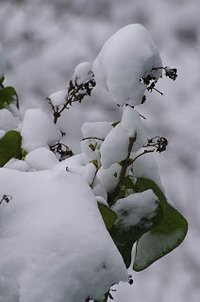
[0, 0, 200, 301]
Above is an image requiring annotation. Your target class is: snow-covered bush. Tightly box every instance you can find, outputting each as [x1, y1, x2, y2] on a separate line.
[0, 24, 187, 302]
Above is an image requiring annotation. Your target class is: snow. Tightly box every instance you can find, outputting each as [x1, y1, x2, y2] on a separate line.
[0, 109, 19, 131]
[121, 106, 147, 151]
[81, 121, 112, 139]
[80, 121, 113, 162]
[133, 229, 183, 271]
[97, 163, 121, 193]
[4, 159, 30, 172]
[93, 24, 162, 107]
[25, 147, 59, 170]
[48, 90, 67, 107]
[0, 168, 127, 302]
[0, 1, 198, 301]
[100, 123, 129, 168]
[73, 61, 93, 85]
[21, 108, 62, 152]
[132, 152, 163, 188]
[0, 42, 5, 80]
[112, 190, 159, 229]
[66, 162, 96, 185]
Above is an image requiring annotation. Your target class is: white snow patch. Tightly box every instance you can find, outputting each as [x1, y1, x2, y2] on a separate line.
[100, 123, 129, 168]
[81, 121, 112, 140]
[0, 109, 19, 131]
[25, 147, 59, 170]
[133, 229, 183, 270]
[132, 152, 163, 188]
[21, 108, 61, 152]
[97, 163, 121, 193]
[73, 61, 93, 85]
[121, 106, 147, 151]
[93, 24, 162, 106]
[48, 90, 67, 107]
[4, 159, 30, 172]
[67, 162, 96, 185]
[0, 168, 127, 302]
[112, 190, 159, 229]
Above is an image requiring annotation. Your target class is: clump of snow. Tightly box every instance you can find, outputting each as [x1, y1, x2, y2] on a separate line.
[121, 106, 147, 152]
[73, 61, 93, 85]
[81, 121, 112, 139]
[97, 163, 121, 193]
[92, 181, 108, 202]
[21, 108, 62, 152]
[132, 152, 163, 189]
[47, 90, 67, 107]
[0, 42, 5, 80]
[100, 123, 129, 168]
[112, 190, 159, 229]
[25, 147, 59, 170]
[66, 162, 96, 185]
[0, 109, 19, 131]
[4, 159, 30, 172]
[0, 168, 127, 302]
[93, 24, 162, 106]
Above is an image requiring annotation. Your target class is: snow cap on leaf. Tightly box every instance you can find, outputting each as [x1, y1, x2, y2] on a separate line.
[93, 24, 162, 107]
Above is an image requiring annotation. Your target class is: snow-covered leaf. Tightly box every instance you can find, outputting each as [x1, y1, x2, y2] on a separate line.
[0, 130, 22, 167]
[109, 190, 163, 268]
[93, 24, 162, 107]
[133, 178, 188, 271]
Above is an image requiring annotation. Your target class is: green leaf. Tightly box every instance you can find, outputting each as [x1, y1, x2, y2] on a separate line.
[109, 191, 163, 268]
[98, 202, 117, 230]
[0, 86, 19, 109]
[0, 130, 22, 166]
[133, 178, 188, 271]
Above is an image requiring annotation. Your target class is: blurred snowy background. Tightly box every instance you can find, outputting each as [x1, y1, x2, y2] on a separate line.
[0, 0, 199, 301]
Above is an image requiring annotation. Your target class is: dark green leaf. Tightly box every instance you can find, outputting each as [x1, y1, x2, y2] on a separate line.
[133, 178, 188, 271]
[0, 86, 19, 109]
[109, 191, 163, 268]
[0, 130, 22, 166]
[98, 202, 117, 230]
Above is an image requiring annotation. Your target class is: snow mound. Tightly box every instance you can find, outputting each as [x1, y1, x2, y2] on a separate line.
[0, 109, 19, 131]
[21, 108, 61, 152]
[100, 123, 129, 168]
[0, 168, 127, 302]
[93, 24, 162, 106]
[25, 147, 59, 170]
[73, 62, 93, 85]
[48, 90, 67, 107]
